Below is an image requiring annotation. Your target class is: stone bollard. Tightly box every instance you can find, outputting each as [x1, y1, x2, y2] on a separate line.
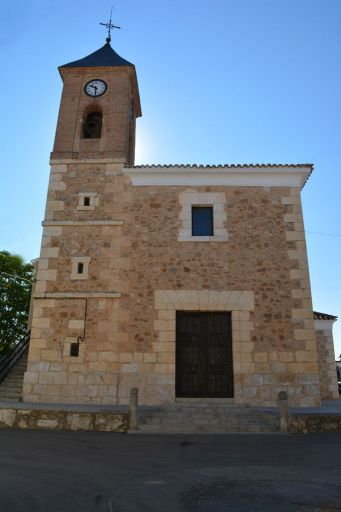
[128, 387, 139, 430]
[277, 391, 289, 433]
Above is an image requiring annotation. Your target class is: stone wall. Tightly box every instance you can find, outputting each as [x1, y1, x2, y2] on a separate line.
[290, 414, 341, 433]
[315, 319, 339, 399]
[0, 407, 127, 432]
[23, 162, 321, 407]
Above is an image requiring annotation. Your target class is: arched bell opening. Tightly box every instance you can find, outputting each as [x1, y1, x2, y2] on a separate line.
[82, 109, 103, 139]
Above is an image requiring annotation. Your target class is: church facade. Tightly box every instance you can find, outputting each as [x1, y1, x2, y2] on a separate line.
[23, 41, 339, 407]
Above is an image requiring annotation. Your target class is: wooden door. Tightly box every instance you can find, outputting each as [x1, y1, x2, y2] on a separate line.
[176, 312, 233, 398]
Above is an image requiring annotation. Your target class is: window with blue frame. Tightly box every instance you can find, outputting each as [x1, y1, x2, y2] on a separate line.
[192, 206, 214, 236]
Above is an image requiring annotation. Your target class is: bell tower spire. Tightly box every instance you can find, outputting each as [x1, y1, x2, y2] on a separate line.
[51, 31, 141, 165]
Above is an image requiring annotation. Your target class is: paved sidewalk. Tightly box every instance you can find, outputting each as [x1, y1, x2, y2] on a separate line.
[261, 398, 341, 416]
[1, 398, 340, 414]
[0, 430, 340, 511]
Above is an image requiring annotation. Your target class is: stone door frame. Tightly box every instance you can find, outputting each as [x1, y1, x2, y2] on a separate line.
[154, 290, 255, 404]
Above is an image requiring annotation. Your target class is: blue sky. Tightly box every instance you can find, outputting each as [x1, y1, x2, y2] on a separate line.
[1, 0, 341, 354]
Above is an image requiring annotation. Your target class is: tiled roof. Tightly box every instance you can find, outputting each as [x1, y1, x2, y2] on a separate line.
[313, 311, 338, 320]
[59, 43, 134, 69]
[129, 163, 313, 169]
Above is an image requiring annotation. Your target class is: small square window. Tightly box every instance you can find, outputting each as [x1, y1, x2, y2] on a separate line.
[70, 343, 79, 357]
[83, 196, 90, 206]
[77, 262, 84, 274]
[192, 206, 214, 236]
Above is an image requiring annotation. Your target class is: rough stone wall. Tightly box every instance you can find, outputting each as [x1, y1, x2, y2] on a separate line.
[0, 408, 127, 432]
[118, 184, 319, 407]
[315, 327, 339, 399]
[24, 166, 321, 407]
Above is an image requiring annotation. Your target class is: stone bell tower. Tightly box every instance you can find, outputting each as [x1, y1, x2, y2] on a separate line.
[51, 41, 141, 164]
[23, 39, 142, 405]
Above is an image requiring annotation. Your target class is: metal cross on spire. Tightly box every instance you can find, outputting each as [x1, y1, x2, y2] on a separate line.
[100, 7, 121, 44]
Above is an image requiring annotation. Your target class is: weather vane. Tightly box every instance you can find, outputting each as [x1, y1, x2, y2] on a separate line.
[100, 7, 121, 44]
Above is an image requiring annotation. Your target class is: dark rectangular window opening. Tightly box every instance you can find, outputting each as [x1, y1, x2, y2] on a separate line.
[84, 196, 90, 206]
[192, 206, 214, 236]
[77, 262, 84, 274]
[70, 343, 79, 357]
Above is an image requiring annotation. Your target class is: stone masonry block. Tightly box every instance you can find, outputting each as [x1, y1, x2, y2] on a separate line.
[118, 353, 133, 363]
[158, 330, 176, 342]
[281, 196, 300, 205]
[23, 372, 39, 385]
[43, 226, 62, 237]
[157, 352, 175, 363]
[68, 319, 85, 329]
[46, 200, 64, 212]
[152, 342, 175, 353]
[36, 269, 57, 282]
[144, 353, 157, 363]
[154, 320, 175, 331]
[40, 247, 60, 259]
[292, 309, 311, 319]
[158, 310, 176, 320]
[38, 259, 49, 270]
[254, 353, 268, 362]
[286, 231, 305, 242]
[31, 317, 50, 329]
[296, 351, 317, 362]
[294, 329, 316, 341]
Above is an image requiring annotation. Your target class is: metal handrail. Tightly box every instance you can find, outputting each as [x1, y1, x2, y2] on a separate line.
[0, 332, 30, 384]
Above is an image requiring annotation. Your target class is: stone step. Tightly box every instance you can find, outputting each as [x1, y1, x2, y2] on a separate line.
[4, 374, 26, 379]
[0, 386, 22, 393]
[141, 420, 270, 429]
[139, 416, 263, 425]
[3, 379, 23, 386]
[0, 390, 22, 395]
[135, 404, 279, 433]
[0, 394, 21, 401]
[1, 379, 24, 385]
[140, 407, 250, 417]
[0, 349, 27, 402]
[0, 388, 22, 394]
[136, 424, 275, 434]
[139, 412, 263, 423]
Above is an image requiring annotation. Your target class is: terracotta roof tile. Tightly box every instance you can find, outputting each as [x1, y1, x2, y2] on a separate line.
[313, 311, 338, 320]
[128, 163, 313, 169]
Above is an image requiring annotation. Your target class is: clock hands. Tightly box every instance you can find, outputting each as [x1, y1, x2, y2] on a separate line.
[89, 84, 98, 96]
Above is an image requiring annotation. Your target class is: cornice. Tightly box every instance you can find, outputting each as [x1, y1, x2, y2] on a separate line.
[123, 165, 313, 189]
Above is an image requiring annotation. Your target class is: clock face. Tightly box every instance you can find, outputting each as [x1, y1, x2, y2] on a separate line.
[84, 79, 107, 97]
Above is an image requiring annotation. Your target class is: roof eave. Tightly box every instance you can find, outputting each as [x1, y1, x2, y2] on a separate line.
[123, 164, 313, 188]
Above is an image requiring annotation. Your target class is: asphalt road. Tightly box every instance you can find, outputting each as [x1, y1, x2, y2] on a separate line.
[0, 430, 340, 511]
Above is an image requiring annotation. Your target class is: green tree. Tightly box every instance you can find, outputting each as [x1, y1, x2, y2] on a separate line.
[0, 251, 34, 354]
